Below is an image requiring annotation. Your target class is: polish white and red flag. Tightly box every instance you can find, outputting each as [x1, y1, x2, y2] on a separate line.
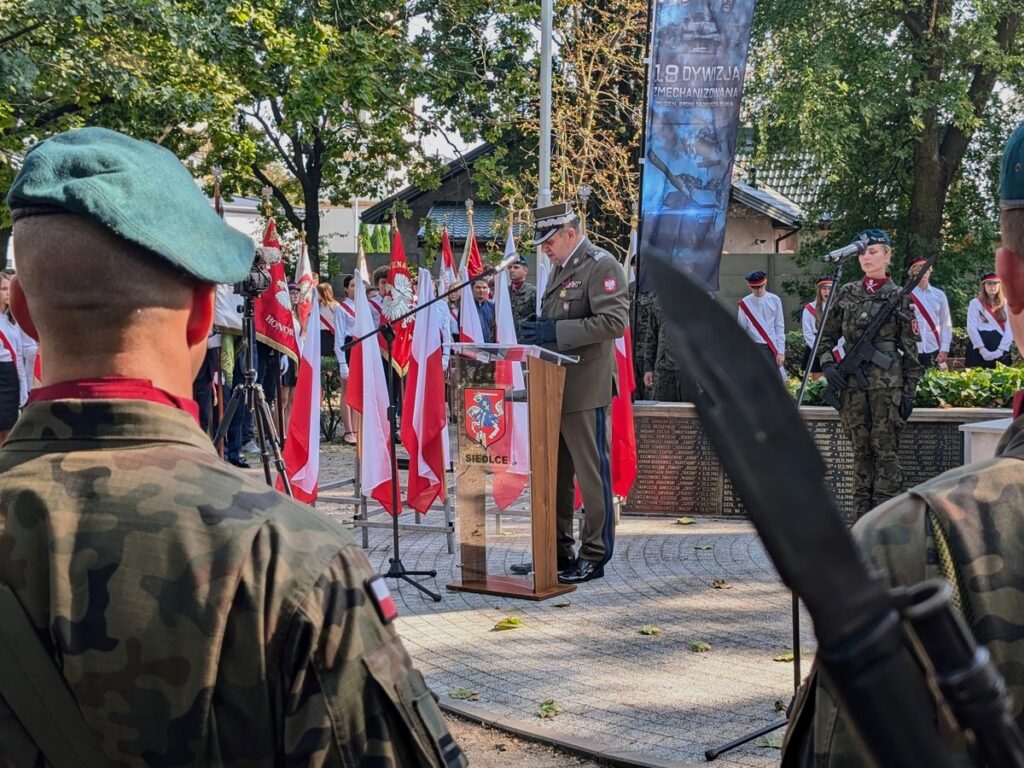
[276, 292, 321, 503]
[491, 232, 530, 510]
[458, 267, 485, 344]
[345, 278, 400, 514]
[401, 275, 447, 513]
[613, 222, 638, 497]
[460, 209, 485, 278]
[439, 226, 458, 295]
[293, 235, 316, 334]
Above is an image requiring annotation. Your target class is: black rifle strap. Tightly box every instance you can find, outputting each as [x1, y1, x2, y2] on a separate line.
[0, 583, 114, 768]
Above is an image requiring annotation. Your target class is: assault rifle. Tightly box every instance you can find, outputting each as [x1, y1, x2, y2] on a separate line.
[821, 255, 936, 410]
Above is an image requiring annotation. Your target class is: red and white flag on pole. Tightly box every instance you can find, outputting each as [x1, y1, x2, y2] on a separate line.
[612, 328, 638, 497]
[439, 226, 458, 295]
[458, 267, 484, 344]
[401, 276, 447, 513]
[276, 295, 321, 503]
[382, 223, 415, 376]
[460, 203, 485, 278]
[346, 279, 400, 515]
[491, 233, 530, 510]
[253, 218, 299, 362]
[293, 233, 316, 334]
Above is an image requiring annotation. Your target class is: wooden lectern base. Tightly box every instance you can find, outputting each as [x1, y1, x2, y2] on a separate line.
[447, 576, 575, 601]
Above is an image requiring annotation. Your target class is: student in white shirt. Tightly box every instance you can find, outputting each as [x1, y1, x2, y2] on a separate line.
[0, 271, 30, 442]
[737, 270, 786, 380]
[801, 276, 833, 381]
[966, 272, 1014, 368]
[908, 257, 952, 369]
[332, 275, 357, 444]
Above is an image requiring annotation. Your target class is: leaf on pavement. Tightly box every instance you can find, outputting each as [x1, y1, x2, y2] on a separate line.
[639, 624, 661, 636]
[449, 687, 480, 701]
[537, 698, 563, 718]
[689, 640, 712, 653]
[773, 652, 795, 663]
[493, 616, 523, 631]
[552, 600, 571, 608]
[774, 700, 787, 713]
[675, 516, 696, 525]
[756, 734, 783, 749]
[711, 579, 732, 589]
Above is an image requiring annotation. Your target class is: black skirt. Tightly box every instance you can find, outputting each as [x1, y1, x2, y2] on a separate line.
[801, 345, 824, 373]
[0, 360, 18, 430]
[966, 329, 1011, 369]
[320, 329, 335, 357]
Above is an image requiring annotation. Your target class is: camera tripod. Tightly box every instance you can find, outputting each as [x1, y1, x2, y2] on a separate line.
[214, 294, 292, 495]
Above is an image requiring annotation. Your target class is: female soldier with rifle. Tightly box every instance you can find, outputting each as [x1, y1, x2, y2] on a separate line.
[816, 229, 924, 519]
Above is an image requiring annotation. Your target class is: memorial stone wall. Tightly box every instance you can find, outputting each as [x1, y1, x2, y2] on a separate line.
[625, 402, 1008, 520]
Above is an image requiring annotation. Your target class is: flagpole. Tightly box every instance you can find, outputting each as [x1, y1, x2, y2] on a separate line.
[539, 0, 553, 209]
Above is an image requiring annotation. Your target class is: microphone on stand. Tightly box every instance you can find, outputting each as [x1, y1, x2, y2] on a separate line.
[494, 251, 520, 273]
[821, 236, 869, 263]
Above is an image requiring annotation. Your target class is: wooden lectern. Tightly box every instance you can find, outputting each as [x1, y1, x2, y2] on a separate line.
[446, 343, 577, 600]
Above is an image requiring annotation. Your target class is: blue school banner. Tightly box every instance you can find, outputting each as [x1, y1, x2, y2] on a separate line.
[638, 0, 756, 292]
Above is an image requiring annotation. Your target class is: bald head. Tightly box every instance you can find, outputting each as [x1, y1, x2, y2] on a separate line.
[10, 213, 215, 393]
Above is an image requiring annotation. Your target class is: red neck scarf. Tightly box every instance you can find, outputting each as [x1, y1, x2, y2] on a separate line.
[28, 378, 200, 424]
[862, 276, 891, 294]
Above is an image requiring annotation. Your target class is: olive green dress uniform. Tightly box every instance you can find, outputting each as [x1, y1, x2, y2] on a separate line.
[540, 237, 629, 566]
[817, 278, 923, 517]
[782, 415, 1024, 767]
[640, 294, 682, 402]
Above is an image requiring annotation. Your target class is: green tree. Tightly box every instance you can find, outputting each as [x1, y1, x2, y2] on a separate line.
[195, 0, 433, 273]
[0, 0, 237, 261]
[748, 0, 1023, 316]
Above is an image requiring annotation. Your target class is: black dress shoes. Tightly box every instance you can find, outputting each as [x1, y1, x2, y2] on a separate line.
[510, 555, 577, 576]
[557, 559, 604, 584]
[228, 457, 251, 469]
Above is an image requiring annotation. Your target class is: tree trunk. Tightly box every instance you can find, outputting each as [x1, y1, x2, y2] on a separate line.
[905, 114, 945, 267]
[303, 183, 322, 276]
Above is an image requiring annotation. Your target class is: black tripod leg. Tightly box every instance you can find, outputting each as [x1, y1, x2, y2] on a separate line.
[213, 385, 245, 451]
[385, 557, 441, 602]
[704, 719, 787, 761]
[254, 389, 292, 496]
[252, 394, 274, 486]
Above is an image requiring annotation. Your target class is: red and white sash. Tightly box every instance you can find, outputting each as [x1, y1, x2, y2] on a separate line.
[804, 302, 817, 318]
[738, 298, 779, 356]
[320, 311, 336, 334]
[910, 294, 940, 345]
[0, 327, 17, 372]
[340, 302, 356, 318]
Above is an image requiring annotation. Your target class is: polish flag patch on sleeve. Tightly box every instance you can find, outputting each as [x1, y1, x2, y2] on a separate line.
[365, 575, 399, 624]
[603, 277, 618, 293]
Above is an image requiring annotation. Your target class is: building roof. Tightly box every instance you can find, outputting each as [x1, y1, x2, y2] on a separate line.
[733, 151, 823, 212]
[416, 202, 526, 243]
[730, 179, 804, 228]
[361, 143, 496, 225]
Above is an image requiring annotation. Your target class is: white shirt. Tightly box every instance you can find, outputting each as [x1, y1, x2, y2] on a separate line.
[738, 292, 785, 354]
[0, 313, 31, 405]
[910, 284, 952, 354]
[801, 303, 846, 361]
[966, 297, 1013, 354]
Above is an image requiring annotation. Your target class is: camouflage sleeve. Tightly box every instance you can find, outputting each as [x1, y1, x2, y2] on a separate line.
[816, 286, 845, 368]
[280, 547, 463, 768]
[897, 294, 924, 389]
[554, 258, 628, 350]
[642, 299, 661, 374]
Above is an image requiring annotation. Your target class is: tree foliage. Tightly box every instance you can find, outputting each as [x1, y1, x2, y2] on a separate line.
[747, 0, 1023, 317]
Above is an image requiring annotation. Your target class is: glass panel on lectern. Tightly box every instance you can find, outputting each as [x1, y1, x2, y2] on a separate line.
[450, 351, 537, 593]
[448, 342, 578, 366]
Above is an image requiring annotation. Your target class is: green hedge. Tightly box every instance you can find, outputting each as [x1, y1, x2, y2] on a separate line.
[788, 365, 1024, 409]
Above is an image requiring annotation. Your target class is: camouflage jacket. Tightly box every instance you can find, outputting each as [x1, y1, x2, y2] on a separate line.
[639, 295, 678, 374]
[0, 399, 462, 768]
[816, 279, 923, 391]
[509, 279, 536, 337]
[782, 415, 1024, 767]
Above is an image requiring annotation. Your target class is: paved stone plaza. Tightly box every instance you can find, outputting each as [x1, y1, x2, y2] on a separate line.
[308, 441, 813, 768]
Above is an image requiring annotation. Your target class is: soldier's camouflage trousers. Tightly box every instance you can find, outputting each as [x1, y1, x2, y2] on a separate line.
[653, 368, 683, 402]
[838, 387, 905, 519]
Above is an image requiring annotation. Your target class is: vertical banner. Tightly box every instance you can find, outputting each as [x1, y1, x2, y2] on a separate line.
[638, 0, 757, 292]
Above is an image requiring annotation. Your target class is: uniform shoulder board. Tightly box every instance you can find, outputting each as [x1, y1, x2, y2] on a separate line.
[587, 244, 610, 262]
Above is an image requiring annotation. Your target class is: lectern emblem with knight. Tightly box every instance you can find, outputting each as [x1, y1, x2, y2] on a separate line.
[465, 388, 506, 446]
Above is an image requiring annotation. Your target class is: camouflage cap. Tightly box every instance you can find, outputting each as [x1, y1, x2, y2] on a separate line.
[1001, 122, 1024, 210]
[7, 127, 254, 284]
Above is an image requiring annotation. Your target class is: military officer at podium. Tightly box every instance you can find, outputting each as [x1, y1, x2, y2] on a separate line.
[520, 202, 629, 584]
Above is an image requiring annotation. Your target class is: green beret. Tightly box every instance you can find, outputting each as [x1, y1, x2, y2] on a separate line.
[856, 228, 891, 247]
[1001, 122, 1024, 211]
[7, 127, 254, 284]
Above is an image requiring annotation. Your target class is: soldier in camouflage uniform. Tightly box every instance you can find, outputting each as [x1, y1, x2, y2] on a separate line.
[507, 254, 537, 338]
[633, 290, 656, 398]
[816, 229, 923, 519]
[781, 124, 1024, 767]
[640, 294, 682, 401]
[0, 128, 463, 768]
